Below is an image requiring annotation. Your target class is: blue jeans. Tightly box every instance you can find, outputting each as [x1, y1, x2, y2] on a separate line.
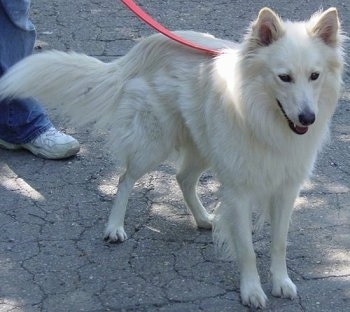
[0, 0, 52, 144]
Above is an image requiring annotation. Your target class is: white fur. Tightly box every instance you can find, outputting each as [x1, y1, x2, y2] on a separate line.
[0, 8, 344, 309]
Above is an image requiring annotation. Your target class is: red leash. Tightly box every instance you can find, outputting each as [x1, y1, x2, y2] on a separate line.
[121, 0, 220, 56]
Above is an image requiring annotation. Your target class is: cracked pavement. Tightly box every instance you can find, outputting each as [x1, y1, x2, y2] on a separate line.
[1, 0, 350, 311]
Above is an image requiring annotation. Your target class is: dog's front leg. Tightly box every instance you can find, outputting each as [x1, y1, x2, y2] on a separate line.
[270, 185, 299, 299]
[216, 194, 267, 308]
[233, 205, 267, 308]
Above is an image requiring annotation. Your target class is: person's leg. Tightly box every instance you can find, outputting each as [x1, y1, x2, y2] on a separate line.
[0, 1, 79, 159]
[0, 1, 52, 144]
[0, 97, 52, 145]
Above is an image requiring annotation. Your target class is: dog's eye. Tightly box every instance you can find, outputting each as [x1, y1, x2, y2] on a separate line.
[310, 72, 320, 81]
[278, 74, 293, 83]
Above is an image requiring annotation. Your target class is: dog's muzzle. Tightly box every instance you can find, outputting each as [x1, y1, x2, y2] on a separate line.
[276, 100, 313, 135]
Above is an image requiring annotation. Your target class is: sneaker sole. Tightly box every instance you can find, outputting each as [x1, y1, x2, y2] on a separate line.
[22, 143, 80, 160]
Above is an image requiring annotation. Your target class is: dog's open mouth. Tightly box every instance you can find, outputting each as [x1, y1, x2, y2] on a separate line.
[276, 100, 308, 135]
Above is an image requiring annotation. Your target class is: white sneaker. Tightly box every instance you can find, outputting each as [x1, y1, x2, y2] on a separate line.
[0, 127, 80, 159]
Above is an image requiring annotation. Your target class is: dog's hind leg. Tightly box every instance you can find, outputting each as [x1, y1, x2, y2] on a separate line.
[176, 145, 213, 229]
[103, 102, 173, 242]
[103, 138, 172, 243]
[103, 171, 136, 243]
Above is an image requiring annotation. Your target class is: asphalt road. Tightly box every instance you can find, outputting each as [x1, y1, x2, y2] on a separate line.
[1, 0, 350, 311]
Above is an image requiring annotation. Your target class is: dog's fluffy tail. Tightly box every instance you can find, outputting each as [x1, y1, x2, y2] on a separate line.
[0, 51, 124, 130]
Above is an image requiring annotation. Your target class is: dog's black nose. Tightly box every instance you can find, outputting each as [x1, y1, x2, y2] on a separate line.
[299, 109, 315, 126]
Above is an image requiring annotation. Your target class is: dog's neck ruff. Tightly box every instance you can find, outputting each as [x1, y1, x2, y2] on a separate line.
[121, 0, 221, 56]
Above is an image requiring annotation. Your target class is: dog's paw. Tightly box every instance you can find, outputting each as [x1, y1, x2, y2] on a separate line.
[103, 225, 128, 243]
[272, 277, 297, 299]
[196, 213, 214, 230]
[240, 281, 267, 308]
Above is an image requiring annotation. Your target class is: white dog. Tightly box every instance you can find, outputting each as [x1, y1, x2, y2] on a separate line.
[0, 7, 344, 308]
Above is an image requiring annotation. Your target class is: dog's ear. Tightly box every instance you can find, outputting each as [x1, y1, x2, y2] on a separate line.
[251, 8, 284, 46]
[309, 8, 340, 47]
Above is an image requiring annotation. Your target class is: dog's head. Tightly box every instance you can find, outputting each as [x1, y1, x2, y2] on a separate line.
[243, 7, 344, 135]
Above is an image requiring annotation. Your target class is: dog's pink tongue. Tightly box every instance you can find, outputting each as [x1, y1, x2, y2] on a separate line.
[294, 124, 308, 135]
[288, 121, 309, 135]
